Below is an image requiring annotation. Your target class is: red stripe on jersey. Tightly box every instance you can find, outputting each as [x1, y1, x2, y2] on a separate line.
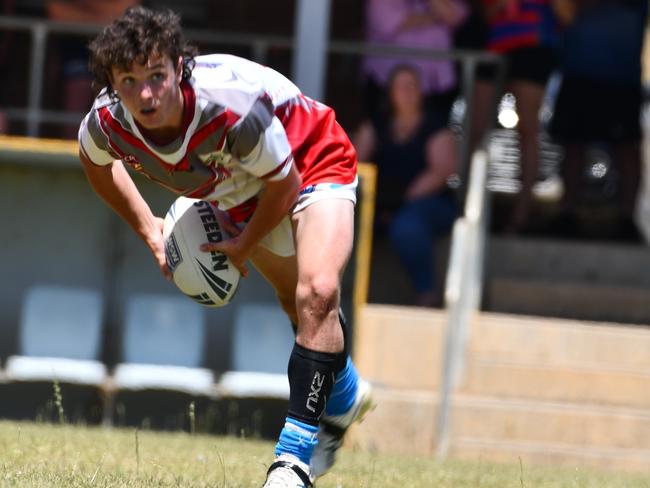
[97, 111, 126, 160]
[181, 81, 196, 130]
[172, 110, 240, 172]
[97, 107, 175, 170]
[185, 176, 221, 199]
[226, 197, 258, 223]
[187, 110, 240, 154]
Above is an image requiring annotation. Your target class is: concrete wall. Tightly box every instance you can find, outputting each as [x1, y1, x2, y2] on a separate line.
[349, 305, 650, 472]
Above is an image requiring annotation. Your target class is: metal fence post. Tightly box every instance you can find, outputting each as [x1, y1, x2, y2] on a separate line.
[27, 22, 47, 137]
[457, 56, 477, 209]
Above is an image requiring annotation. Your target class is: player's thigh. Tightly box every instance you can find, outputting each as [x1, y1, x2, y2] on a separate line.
[249, 245, 298, 317]
[291, 198, 355, 291]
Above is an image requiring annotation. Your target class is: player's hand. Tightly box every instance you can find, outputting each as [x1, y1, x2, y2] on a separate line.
[147, 217, 172, 281]
[200, 236, 250, 278]
[200, 205, 249, 277]
[212, 205, 242, 238]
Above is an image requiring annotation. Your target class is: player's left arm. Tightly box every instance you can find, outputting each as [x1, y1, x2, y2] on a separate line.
[201, 97, 301, 275]
[79, 151, 171, 279]
[203, 164, 301, 277]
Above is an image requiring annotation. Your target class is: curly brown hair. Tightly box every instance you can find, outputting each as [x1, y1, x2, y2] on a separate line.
[88, 6, 197, 98]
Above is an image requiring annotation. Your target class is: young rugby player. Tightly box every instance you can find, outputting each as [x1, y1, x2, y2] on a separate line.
[78, 7, 372, 487]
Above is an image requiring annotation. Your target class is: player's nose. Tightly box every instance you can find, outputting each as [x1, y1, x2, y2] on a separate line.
[139, 83, 154, 101]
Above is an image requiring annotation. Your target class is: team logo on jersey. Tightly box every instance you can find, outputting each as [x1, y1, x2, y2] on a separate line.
[204, 151, 226, 166]
[209, 162, 232, 185]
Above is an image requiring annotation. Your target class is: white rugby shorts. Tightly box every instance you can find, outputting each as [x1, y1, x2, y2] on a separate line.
[251, 177, 358, 257]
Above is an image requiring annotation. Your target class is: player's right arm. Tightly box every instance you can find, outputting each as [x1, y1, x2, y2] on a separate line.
[79, 151, 171, 279]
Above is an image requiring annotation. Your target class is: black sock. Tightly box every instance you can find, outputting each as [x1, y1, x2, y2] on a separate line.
[287, 342, 339, 425]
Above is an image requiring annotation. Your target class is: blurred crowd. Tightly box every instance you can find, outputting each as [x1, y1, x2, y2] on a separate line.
[354, 0, 648, 306]
[0, 0, 648, 306]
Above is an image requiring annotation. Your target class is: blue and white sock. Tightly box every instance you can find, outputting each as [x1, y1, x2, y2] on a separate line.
[324, 356, 359, 416]
[275, 417, 319, 465]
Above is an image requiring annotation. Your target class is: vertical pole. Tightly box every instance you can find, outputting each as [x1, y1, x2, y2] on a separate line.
[27, 22, 47, 137]
[292, 0, 331, 100]
[457, 56, 477, 211]
[436, 218, 468, 458]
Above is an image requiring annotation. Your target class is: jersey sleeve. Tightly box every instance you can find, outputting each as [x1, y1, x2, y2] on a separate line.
[78, 111, 118, 166]
[226, 95, 293, 181]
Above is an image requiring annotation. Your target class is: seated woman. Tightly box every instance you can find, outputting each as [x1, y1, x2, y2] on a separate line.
[355, 64, 458, 307]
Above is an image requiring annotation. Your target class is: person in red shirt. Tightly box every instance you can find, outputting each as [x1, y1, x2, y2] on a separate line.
[471, 0, 559, 232]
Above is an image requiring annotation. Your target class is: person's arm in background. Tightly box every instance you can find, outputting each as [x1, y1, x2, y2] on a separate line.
[429, 0, 469, 27]
[405, 128, 458, 199]
[79, 151, 171, 278]
[367, 0, 435, 38]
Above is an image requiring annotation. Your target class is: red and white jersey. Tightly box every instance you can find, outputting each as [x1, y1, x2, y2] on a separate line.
[78, 54, 357, 216]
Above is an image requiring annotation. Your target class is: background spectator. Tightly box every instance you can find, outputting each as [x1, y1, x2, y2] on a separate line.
[362, 0, 468, 124]
[46, 0, 140, 139]
[550, 0, 647, 241]
[470, 0, 559, 233]
[355, 65, 458, 307]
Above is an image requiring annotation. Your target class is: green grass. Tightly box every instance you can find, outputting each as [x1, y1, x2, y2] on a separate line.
[0, 420, 648, 487]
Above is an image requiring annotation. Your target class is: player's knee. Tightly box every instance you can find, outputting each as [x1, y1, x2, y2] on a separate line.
[296, 274, 339, 324]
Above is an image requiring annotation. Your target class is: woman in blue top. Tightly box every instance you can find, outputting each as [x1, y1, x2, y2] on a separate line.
[355, 64, 458, 307]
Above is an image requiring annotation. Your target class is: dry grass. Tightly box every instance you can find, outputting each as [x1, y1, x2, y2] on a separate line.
[0, 420, 648, 487]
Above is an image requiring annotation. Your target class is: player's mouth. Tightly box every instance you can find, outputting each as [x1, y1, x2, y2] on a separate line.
[140, 107, 157, 116]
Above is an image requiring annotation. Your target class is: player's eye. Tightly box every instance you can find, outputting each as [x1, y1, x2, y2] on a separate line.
[121, 76, 135, 87]
[151, 72, 166, 83]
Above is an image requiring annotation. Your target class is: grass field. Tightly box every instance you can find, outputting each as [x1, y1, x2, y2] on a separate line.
[0, 421, 649, 487]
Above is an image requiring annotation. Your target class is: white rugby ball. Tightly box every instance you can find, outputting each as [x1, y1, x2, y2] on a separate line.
[163, 197, 240, 307]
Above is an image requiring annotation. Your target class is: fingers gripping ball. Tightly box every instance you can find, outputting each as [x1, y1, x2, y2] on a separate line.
[163, 197, 241, 307]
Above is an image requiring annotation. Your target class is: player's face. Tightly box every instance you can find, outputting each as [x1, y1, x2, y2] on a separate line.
[111, 54, 184, 133]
